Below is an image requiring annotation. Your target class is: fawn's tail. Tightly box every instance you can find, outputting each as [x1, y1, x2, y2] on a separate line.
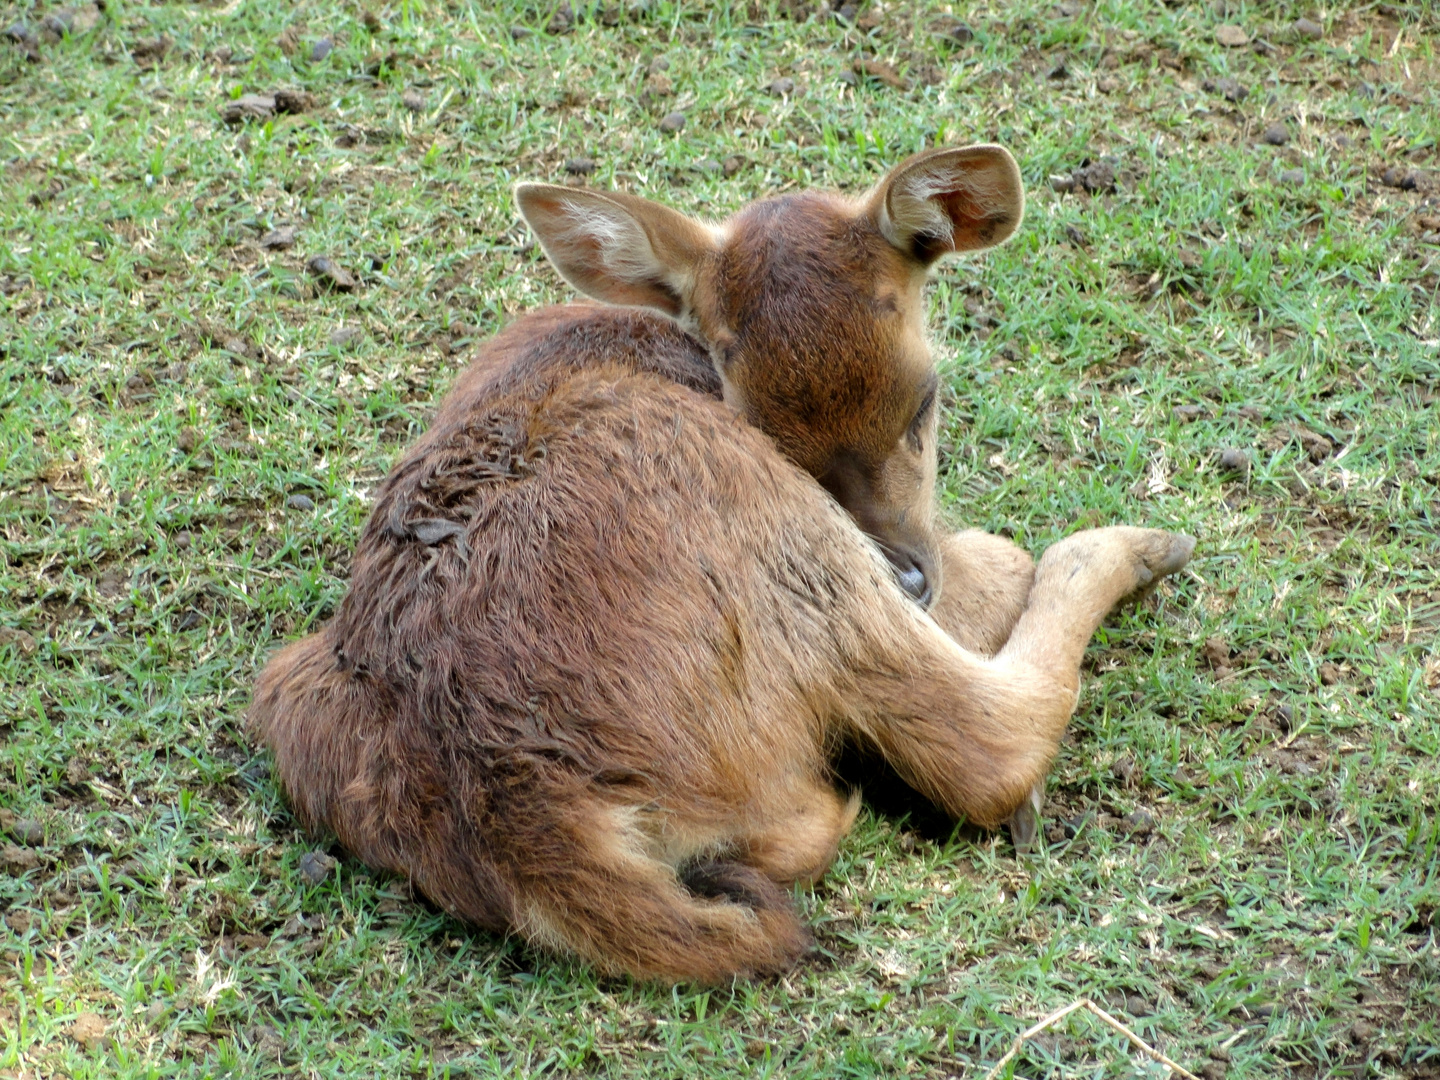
[506, 809, 811, 983]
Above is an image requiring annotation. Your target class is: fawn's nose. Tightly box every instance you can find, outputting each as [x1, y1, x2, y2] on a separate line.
[888, 552, 932, 608]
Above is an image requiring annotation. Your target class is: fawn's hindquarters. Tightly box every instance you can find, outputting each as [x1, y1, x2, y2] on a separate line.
[249, 369, 1193, 982]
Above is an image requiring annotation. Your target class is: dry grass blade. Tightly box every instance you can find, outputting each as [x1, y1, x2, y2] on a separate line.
[982, 998, 1202, 1080]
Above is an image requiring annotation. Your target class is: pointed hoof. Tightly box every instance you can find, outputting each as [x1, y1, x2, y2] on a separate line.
[1008, 783, 1045, 855]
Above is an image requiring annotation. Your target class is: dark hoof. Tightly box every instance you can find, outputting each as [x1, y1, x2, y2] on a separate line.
[1008, 784, 1044, 855]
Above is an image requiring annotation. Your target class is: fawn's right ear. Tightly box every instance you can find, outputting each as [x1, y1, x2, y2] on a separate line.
[870, 145, 1025, 266]
[514, 184, 717, 317]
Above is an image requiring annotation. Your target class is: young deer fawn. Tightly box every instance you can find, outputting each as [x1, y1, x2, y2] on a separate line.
[249, 144, 1194, 983]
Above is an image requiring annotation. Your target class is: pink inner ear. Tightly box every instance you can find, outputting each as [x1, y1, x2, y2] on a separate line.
[935, 185, 1012, 250]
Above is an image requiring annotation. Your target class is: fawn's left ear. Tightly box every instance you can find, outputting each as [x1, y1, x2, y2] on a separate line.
[514, 183, 717, 317]
[869, 144, 1025, 265]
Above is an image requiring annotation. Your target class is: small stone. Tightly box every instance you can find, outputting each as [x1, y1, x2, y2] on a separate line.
[1261, 122, 1290, 146]
[1097, 76, 1119, 93]
[644, 72, 672, 97]
[176, 426, 201, 453]
[695, 157, 721, 176]
[1203, 636, 1232, 672]
[1202, 76, 1248, 103]
[768, 76, 795, 96]
[273, 88, 313, 114]
[401, 89, 425, 112]
[544, 1, 573, 34]
[221, 94, 278, 124]
[131, 34, 170, 65]
[853, 57, 910, 90]
[1173, 404, 1209, 422]
[658, 111, 686, 133]
[1279, 167, 1305, 186]
[1275, 702, 1294, 732]
[361, 11, 383, 32]
[142, 1001, 168, 1027]
[1351, 1019, 1378, 1044]
[65, 758, 89, 786]
[298, 850, 336, 884]
[941, 19, 973, 43]
[835, 2, 859, 23]
[329, 326, 362, 349]
[647, 56, 670, 74]
[307, 255, 357, 291]
[1063, 224, 1089, 247]
[564, 156, 596, 176]
[1072, 160, 1115, 193]
[1300, 430, 1333, 461]
[1121, 810, 1154, 836]
[1111, 755, 1136, 784]
[42, 9, 76, 36]
[1319, 662, 1340, 686]
[310, 37, 332, 62]
[259, 225, 298, 250]
[722, 155, 744, 178]
[837, 69, 858, 87]
[1381, 166, 1417, 190]
[10, 818, 44, 846]
[509, 25, 532, 40]
[1218, 447, 1250, 474]
[5, 21, 35, 44]
[1215, 24, 1249, 47]
[69, 1012, 108, 1050]
[1292, 18, 1323, 41]
[1125, 995, 1155, 1016]
[286, 494, 316, 512]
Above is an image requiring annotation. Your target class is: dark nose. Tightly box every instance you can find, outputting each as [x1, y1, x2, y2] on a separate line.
[888, 554, 932, 608]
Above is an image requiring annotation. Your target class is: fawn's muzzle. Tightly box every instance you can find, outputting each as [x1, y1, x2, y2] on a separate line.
[885, 547, 934, 609]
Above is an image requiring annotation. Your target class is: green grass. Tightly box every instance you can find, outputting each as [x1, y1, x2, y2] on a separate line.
[2, 0, 1438, 1076]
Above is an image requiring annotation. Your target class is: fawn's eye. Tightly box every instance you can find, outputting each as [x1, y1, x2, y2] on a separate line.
[906, 382, 937, 450]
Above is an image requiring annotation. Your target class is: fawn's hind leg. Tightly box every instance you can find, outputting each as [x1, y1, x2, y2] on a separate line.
[846, 526, 1194, 830]
[929, 530, 1035, 655]
[740, 782, 861, 886]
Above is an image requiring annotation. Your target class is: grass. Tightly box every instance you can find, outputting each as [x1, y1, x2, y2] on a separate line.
[1, 0, 1438, 1076]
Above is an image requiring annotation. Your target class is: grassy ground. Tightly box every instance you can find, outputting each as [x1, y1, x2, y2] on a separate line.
[2, 0, 1438, 1076]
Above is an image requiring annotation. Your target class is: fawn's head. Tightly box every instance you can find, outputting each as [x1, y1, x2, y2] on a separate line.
[516, 145, 1024, 608]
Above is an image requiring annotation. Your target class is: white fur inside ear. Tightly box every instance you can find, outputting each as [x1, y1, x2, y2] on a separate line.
[878, 147, 1025, 258]
[554, 198, 668, 288]
[883, 172, 957, 245]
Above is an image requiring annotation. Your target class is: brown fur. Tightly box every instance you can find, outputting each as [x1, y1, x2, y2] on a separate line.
[248, 146, 1193, 983]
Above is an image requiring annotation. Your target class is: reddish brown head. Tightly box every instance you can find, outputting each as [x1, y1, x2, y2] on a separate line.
[515, 145, 1024, 607]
